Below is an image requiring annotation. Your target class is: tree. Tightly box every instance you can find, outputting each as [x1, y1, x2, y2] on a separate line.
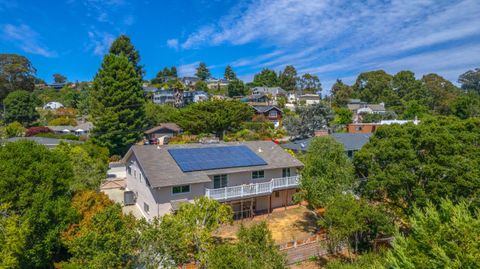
[59, 87, 80, 108]
[386, 199, 480, 268]
[195, 62, 210, 80]
[355, 117, 480, 219]
[392, 71, 424, 101]
[144, 102, 181, 127]
[142, 197, 232, 266]
[0, 54, 36, 101]
[194, 80, 209, 92]
[0, 140, 75, 267]
[334, 107, 353, 125]
[152, 66, 178, 84]
[331, 79, 354, 107]
[421, 73, 460, 115]
[3, 90, 39, 126]
[48, 117, 77, 126]
[53, 73, 67, 83]
[227, 79, 246, 97]
[400, 100, 429, 120]
[283, 102, 334, 139]
[0, 204, 30, 268]
[4, 121, 25, 137]
[298, 73, 321, 94]
[353, 70, 398, 107]
[326, 252, 386, 269]
[90, 53, 147, 156]
[109, 35, 144, 78]
[208, 222, 286, 269]
[296, 136, 355, 209]
[177, 99, 253, 138]
[224, 65, 237, 80]
[450, 92, 480, 119]
[278, 65, 298, 92]
[458, 67, 480, 93]
[252, 68, 278, 87]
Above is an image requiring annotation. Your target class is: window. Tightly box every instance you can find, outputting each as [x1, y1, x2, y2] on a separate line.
[282, 168, 291, 177]
[347, 150, 354, 159]
[144, 202, 150, 213]
[269, 110, 278, 117]
[356, 126, 363, 131]
[133, 169, 137, 178]
[252, 170, 265, 180]
[213, 174, 228, 189]
[274, 191, 280, 198]
[172, 185, 190, 194]
[127, 166, 132, 175]
[139, 173, 142, 182]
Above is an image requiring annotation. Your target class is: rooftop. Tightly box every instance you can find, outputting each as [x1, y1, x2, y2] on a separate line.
[281, 133, 372, 152]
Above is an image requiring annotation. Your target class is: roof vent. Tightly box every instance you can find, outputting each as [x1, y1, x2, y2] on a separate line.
[258, 147, 263, 153]
[199, 137, 220, 144]
[300, 143, 305, 148]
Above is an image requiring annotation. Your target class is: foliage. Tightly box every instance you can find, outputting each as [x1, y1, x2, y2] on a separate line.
[34, 132, 79, 140]
[283, 102, 333, 139]
[208, 222, 286, 269]
[421, 73, 460, 115]
[25, 126, 52, 137]
[450, 92, 480, 119]
[252, 68, 278, 87]
[53, 73, 67, 83]
[353, 70, 398, 107]
[151, 66, 177, 84]
[4, 121, 25, 137]
[55, 142, 109, 192]
[177, 99, 253, 138]
[144, 102, 181, 127]
[458, 67, 480, 93]
[331, 79, 354, 107]
[3, 90, 39, 126]
[109, 34, 144, 78]
[355, 117, 480, 219]
[278, 65, 298, 92]
[0, 54, 36, 101]
[296, 136, 355, 209]
[58, 87, 80, 108]
[90, 53, 147, 156]
[400, 100, 429, 119]
[0, 204, 30, 269]
[334, 107, 353, 125]
[227, 79, 246, 97]
[194, 80, 209, 92]
[386, 199, 480, 269]
[224, 65, 236, 80]
[0, 140, 75, 267]
[298, 73, 321, 93]
[319, 195, 394, 255]
[325, 252, 386, 269]
[143, 197, 232, 266]
[48, 116, 77, 126]
[195, 62, 210, 80]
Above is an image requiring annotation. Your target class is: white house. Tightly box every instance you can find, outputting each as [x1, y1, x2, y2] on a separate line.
[43, 101, 64, 110]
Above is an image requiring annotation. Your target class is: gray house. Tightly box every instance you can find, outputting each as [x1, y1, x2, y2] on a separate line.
[123, 141, 303, 220]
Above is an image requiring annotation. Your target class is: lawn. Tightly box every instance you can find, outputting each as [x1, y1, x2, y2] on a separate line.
[214, 205, 318, 245]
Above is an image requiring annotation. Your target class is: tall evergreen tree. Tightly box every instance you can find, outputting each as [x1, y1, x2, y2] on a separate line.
[170, 66, 178, 77]
[3, 90, 39, 126]
[109, 35, 144, 78]
[252, 68, 278, 87]
[279, 65, 298, 91]
[90, 54, 147, 156]
[224, 65, 236, 80]
[195, 62, 210, 80]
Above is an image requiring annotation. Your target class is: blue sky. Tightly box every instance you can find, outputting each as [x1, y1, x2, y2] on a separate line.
[1, 0, 480, 92]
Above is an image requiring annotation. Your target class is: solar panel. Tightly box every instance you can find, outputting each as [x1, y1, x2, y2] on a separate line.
[168, 146, 267, 172]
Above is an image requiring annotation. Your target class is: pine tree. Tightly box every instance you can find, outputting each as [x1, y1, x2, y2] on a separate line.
[224, 65, 236, 80]
[279, 65, 298, 92]
[109, 35, 144, 78]
[195, 62, 210, 80]
[90, 54, 147, 156]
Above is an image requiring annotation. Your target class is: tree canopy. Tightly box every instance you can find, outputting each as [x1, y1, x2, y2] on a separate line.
[298, 73, 321, 94]
[224, 65, 236, 80]
[458, 67, 480, 93]
[252, 68, 278, 87]
[195, 62, 210, 80]
[0, 54, 36, 101]
[109, 35, 144, 78]
[227, 79, 246, 97]
[3, 90, 39, 126]
[278, 65, 298, 92]
[53, 73, 67, 83]
[283, 102, 333, 139]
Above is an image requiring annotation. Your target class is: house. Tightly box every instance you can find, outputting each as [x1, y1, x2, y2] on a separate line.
[298, 93, 321, 105]
[2, 137, 83, 149]
[182, 77, 200, 86]
[43, 101, 64, 110]
[347, 101, 386, 115]
[144, 123, 181, 142]
[252, 105, 283, 128]
[251, 87, 287, 99]
[123, 141, 303, 220]
[48, 82, 67, 90]
[206, 78, 230, 89]
[143, 86, 158, 94]
[242, 94, 270, 105]
[281, 133, 372, 159]
[347, 119, 419, 134]
[46, 122, 94, 136]
[153, 90, 175, 105]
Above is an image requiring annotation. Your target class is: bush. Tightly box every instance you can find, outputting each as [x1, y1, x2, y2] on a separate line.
[5, 122, 26, 138]
[48, 117, 77, 126]
[25, 126, 52, 137]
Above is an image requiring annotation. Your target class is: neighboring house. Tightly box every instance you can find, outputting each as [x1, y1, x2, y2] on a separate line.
[282, 133, 372, 159]
[143, 86, 158, 94]
[242, 94, 270, 105]
[206, 78, 230, 89]
[43, 102, 64, 110]
[347, 101, 386, 115]
[46, 122, 94, 136]
[182, 77, 200, 86]
[193, 91, 209, 102]
[48, 83, 67, 90]
[2, 137, 83, 149]
[144, 123, 181, 141]
[251, 87, 287, 99]
[347, 119, 419, 134]
[252, 105, 283, 128]
[298, 94, 321, 105]
[123, 141, 303, 220]
[153, 90, 175, 105]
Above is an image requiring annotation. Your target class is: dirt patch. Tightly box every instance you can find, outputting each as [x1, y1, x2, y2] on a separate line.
[215, 205, 318, 245]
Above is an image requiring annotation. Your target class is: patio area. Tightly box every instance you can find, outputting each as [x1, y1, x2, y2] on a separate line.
[214, 205, 318, 245]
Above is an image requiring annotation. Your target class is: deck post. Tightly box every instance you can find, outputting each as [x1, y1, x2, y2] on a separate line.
[284, 190, 288, 210]
[269, 195, 272, 215]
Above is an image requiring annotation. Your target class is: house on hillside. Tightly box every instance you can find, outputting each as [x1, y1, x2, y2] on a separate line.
[252, 87, 287, 98]
[46, 122, 94, 136]
[43, 101, 64, 110]
[298, 93, 321, 105]
[206, 78, 229, 89]
[2, 137, 83, 148]
[123, 141, 303, 220]
[347, 119, 420, 134]
[282, 133, 372, 159]
[144, 123, 181, 143]
[252, 105, 283, 128]
[182, 77, 200, 86]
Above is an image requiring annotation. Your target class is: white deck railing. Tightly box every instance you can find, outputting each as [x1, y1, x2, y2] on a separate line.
[205, 175, 300, 201]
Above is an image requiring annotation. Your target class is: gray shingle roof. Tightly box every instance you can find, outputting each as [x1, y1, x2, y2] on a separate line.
[252, 105, 282, 113]
[281, 133, 372, 152]
[124, 141, 303, 188]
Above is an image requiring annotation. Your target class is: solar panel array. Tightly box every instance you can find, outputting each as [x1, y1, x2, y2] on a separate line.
[168, 145, 267, 172]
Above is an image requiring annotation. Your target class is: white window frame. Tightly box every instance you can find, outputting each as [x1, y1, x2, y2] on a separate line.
[172, 185, 191, 195]
[213, 174, 228, 189]
[144, 202, 150, 214]
[252, 170, 265, 180]
[269, 110, 278, 117]
[282, 168, 291, 177]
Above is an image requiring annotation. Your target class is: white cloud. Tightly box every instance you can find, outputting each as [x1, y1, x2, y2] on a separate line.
[180, 0, 480, 88]
[87, 30, 115, 56]
[166, 39, 179, 50]
[178, 62, 199, 77]
[0, 23, 57, 57]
